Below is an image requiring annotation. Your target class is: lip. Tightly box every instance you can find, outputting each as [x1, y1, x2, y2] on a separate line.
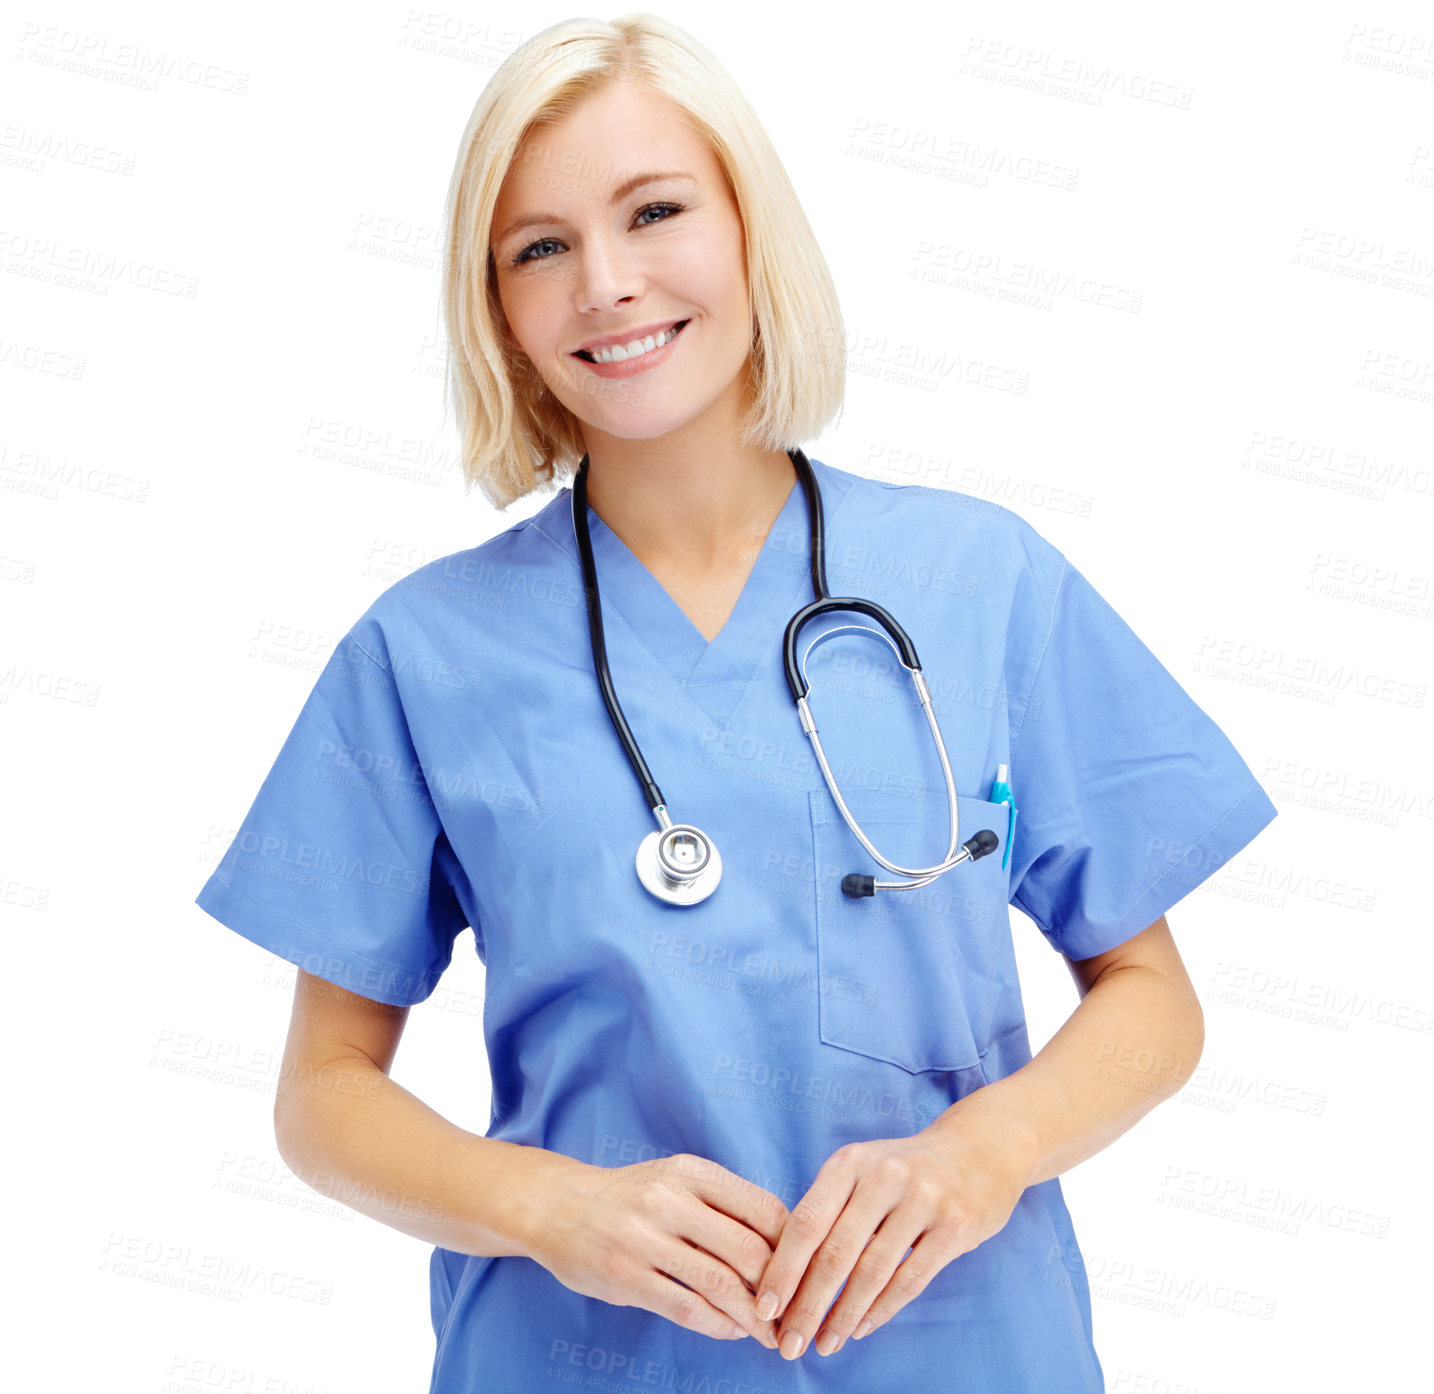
[570, 319, 690, 379]
[572, 319, 687, 355]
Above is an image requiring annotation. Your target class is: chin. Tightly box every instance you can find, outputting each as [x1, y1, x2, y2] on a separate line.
[570, 397, 716, 444]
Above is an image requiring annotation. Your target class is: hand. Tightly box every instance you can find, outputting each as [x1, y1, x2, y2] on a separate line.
[526, 1151, 788, 1348]
[752, 1117, 1033, 1360]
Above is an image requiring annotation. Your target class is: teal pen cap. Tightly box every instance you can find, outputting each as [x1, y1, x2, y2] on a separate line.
[987, 763, 1015, 871]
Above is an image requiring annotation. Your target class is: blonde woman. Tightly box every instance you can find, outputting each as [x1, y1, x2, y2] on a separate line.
[197, 13, 1277, 1389]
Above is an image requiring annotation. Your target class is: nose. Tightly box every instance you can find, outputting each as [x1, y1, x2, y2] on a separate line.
[572, 227, 642, 314]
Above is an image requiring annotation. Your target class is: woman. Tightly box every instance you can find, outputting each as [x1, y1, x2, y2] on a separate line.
[196, 13, 1278, 1390]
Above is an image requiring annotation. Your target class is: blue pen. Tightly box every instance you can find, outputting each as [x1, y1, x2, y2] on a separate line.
[987, 763, 1016, 871]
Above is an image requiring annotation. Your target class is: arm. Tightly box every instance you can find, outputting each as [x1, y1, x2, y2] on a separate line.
[271, 969, 788, 1347]
[752, 914, 1205, 1360]
[926, 914, 1205, 1184]
[273, 968, 576, 1258]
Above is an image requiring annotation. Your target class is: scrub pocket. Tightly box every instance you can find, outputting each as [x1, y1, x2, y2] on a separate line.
[808, 788, 1011, 1075]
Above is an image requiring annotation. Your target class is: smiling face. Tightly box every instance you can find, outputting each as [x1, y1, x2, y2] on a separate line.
[489, 80, 755, 448]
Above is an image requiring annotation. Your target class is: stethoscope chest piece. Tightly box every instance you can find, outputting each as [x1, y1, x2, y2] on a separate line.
[572, 446, 992, 909]
[636, 823, 723, 905]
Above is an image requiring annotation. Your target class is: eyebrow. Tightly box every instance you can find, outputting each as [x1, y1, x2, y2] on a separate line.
[493, 170, 696, 249]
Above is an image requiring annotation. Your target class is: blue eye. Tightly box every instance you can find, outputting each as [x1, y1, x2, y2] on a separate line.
[513, 237, 562, 266]
[634, 202, 683, 228]
[510, 202, 685, 267]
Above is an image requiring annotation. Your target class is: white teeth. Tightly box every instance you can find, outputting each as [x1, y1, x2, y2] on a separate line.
[588, 323, 681, 364]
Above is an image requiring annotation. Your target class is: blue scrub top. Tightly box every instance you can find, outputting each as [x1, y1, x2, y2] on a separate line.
[195, 457, 1278, 1391]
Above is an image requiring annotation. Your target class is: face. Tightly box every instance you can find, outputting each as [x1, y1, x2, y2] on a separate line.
[489, 80, 754, 447]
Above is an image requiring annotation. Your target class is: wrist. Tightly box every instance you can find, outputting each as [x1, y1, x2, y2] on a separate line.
[501, 1147, 595, 1263]
[926, 1082, 1045, 1190]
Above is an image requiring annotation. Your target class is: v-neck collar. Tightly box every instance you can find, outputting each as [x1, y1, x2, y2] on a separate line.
[535, 457, 849, 729]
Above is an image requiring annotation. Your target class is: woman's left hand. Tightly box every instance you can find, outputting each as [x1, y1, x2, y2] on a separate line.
[753, 1114, 1035, 1360]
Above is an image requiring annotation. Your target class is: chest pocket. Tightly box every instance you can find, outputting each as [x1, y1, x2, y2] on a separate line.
[809, 788, 1012, 1076]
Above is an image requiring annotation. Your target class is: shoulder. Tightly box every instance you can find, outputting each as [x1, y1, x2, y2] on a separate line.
[813, 456, 1070, 621]
[340, 489, 578, 669]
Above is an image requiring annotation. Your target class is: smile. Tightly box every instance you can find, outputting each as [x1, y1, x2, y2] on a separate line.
[574, 319, 690, 366]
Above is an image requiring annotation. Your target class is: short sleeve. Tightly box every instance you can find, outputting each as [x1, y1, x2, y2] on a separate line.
[194, 627, 471, 1006]
[1008, 550, 1278, 961]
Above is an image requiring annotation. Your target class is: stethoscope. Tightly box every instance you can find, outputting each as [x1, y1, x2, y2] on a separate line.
[571, 447, 1000, 907]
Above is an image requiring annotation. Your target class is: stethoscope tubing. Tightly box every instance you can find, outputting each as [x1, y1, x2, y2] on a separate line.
[571, 447, 977, 899]
[571, 456, 667, 818]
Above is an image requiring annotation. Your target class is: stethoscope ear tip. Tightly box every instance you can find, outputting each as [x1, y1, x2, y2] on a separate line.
[841, 873, 876, 899]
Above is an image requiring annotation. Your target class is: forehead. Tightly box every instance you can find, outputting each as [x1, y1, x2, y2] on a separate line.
[493, 80, 719, 221]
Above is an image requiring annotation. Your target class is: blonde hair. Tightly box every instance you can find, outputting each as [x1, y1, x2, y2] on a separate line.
[439, 12, 846, 511]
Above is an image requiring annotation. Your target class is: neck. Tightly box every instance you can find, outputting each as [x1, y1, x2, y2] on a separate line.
[580, 418, 797, 575]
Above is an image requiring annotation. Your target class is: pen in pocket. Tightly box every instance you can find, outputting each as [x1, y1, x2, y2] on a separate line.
[987, 764, 1016, 871]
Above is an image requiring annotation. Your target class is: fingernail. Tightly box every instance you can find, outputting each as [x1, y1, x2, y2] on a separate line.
[756, 1290, 778, 1322]
[729, 1322, 747, 1339]
[853, 1318, 874, 1340]
[814, 1328, 839, 1357]
[780, 1329, 805, 1360]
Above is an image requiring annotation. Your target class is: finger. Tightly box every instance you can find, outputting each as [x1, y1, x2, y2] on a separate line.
[649, 1237, 774, 1346]
[634, 1164, 781, 1347]
[753, 1161, 859, 1347]
[846, 1229, 951, 1345]
[772, 1187, 893, 1360]
[676, 1212, 782, 1347]
[680, 1199, 778, 1290]
[640, 1262, 753, 1343]
[670, 1236, 780, 1349]
[809, 1215, 921, 1356]
[674, 1153, 790, 1249]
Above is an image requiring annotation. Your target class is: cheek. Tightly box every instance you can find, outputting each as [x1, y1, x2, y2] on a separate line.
[492, 279, 521, 345]
[498, 280, 560, 360]
[717, 241, 752, 323]
[682, 255, 747, 337]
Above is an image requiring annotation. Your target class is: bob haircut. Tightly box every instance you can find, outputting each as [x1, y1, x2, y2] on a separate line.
[440, 11, 846, 512]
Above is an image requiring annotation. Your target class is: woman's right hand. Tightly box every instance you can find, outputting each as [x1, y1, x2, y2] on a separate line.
[527, 1151, 789, 1348]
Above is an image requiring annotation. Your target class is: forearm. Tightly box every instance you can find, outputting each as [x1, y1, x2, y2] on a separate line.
[274, 1054, 581, 1259]
[929, 964, 1204, 1187]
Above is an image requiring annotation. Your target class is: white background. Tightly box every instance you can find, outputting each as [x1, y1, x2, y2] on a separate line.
[5, 2, 1430, 1389]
